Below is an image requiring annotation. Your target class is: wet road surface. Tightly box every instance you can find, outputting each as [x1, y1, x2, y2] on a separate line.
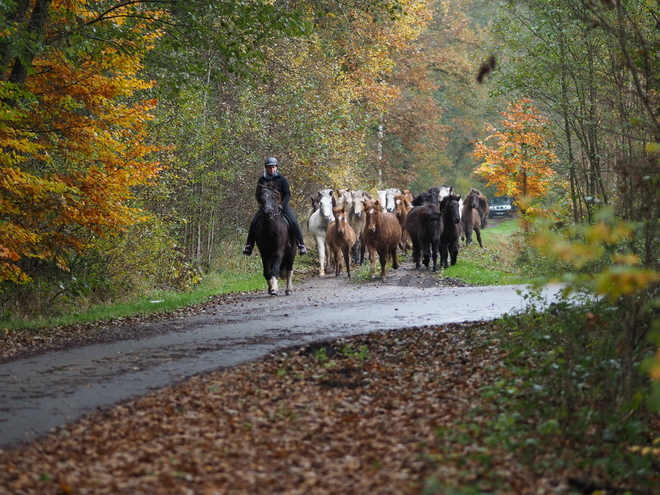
[0, 268, 566, 450]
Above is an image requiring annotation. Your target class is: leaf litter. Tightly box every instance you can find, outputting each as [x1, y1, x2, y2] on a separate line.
[2, 320, 646, 495]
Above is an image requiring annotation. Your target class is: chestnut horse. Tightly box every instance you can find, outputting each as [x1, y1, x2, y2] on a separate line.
[363, 200, 402, 278]
[326, 206, 358, 278]
[439, 194, 462, 269]
[254, 182, 297, 295]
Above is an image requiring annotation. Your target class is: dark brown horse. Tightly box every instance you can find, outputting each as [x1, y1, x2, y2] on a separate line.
[470, 187, 489, 228]
[254, 182, 297, 295]
[363, 200, 401, 278]
[439, 194, 462, 269]
[405, 202, 443, 272]
[461, 188, 484, 248]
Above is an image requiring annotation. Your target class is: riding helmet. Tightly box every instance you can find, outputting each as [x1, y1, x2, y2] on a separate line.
[264, 157, 278, 167]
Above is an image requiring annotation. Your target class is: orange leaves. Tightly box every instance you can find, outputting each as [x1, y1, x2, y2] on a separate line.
[0, 0, 167, 284]
[472, 99, 558, 203]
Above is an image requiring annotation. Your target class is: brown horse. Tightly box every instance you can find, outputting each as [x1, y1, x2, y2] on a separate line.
[461, 188, 483, 247]
[394, 194, 412, 254]
[326, 206, 358, 278]
[363, 200, 401, 278]
[470, 187, 489, 228]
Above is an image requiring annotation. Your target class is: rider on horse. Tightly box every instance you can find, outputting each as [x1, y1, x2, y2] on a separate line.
[242, 157, 307, 256]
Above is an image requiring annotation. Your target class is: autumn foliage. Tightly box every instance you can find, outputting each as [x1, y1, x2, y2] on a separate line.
[0, 0, 166, 285]
[471, 98, 558, 214]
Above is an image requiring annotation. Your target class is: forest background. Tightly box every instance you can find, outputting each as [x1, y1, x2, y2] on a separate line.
[1, 0, 660, 415]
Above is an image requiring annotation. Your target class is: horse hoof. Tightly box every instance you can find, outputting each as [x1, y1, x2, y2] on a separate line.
[269, 290, 278, 296]
[285, 290, 292, 295]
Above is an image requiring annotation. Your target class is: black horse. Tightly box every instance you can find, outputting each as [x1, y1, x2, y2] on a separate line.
[405, 202, 443, 272]
[439, 194, 462, 269]
[254, 183, 297, 295]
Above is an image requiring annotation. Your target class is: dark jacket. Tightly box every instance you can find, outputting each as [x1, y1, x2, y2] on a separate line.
[256, 172, 291, 206]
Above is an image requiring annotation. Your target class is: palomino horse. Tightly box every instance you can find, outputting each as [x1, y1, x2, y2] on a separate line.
[439, 194, 462, 269]
[461, 188, 484, 248]
[307, 189, 335, 276]
[254, 182, 296, 295]
[337, 189, 371, 265]
[326, 206, 358, 278]
[363, 200, 401, 278]
[406, 202, 443, 272]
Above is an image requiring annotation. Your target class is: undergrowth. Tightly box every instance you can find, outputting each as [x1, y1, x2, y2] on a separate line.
[426, 295, 660, 493]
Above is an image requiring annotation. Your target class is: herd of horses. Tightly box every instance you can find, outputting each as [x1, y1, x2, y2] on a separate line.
[251, 183, 490, 295]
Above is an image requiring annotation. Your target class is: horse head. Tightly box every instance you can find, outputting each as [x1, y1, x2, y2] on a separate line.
[350, 191, 367, 218]
[394, 194, 410, 219]
[258, 183, 281, 219]
[318, 192, 334, 222]
[468, 188, 480, 209]
[364, 200, 381, 233]
[385, 188, 400, 212]
[332, 206, 347, 234]
[441, 194, 461, 224]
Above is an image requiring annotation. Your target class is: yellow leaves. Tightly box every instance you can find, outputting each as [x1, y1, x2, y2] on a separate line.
[629, 437, 660, 458]
[594, 266, 660, 300]
[472, 98, 558, 202]
[0, 0, 167, 284]
[649, 351, 660, 381]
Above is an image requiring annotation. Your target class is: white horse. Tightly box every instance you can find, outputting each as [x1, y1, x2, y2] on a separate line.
[377, 188, 402, 213]
[307, 189, 335, 276]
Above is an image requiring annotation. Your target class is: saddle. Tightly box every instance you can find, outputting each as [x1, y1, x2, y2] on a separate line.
[281, 213, 295, 240]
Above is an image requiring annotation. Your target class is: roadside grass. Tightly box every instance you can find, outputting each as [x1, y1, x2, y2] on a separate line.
[443, 219, 532, 285]
[0, 238, 321, 332]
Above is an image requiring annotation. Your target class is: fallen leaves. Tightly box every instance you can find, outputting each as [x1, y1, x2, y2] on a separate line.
[0, 323, 568, 494]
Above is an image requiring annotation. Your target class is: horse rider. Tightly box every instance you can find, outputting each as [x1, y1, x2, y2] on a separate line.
[242, 156, 307, 256]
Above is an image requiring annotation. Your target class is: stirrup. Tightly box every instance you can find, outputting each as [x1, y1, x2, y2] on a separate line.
[298, 244, 307, 255]
[242, 244, 253, 256]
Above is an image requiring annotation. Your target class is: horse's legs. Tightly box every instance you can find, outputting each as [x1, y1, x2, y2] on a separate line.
[378, 248, 387, 277]
[350, 239, 359, 266]
[368, 246, 377, 278]
[359, 237, 366, 265]
[316, 235, 326, 276]
[391, 246, 399, 270]
[412, 240, 421, 269]
[344, 246, 352, 278]
[422, 243, 430, 269]
[450, 239, 459, 266]
[268, 276, 279, 296]
[285, 270, 293, 295]
[439, 241, 448, 269]
[476, 228, 483, 248]
[431, 241, 439, 272]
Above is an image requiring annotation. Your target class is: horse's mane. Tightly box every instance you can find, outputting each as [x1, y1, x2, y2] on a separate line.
[256, 182, 281, 207]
